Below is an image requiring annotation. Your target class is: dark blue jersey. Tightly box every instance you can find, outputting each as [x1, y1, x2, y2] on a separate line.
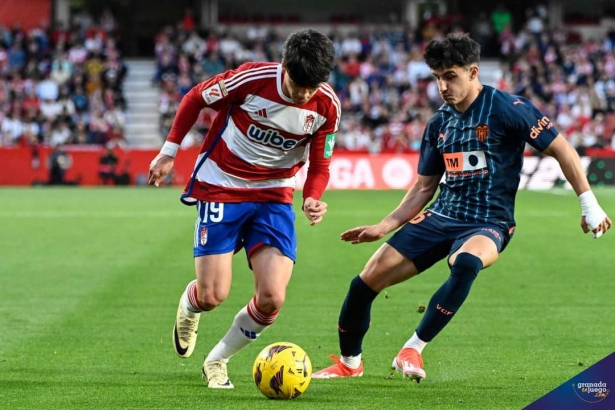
[418, 85, 559, 232]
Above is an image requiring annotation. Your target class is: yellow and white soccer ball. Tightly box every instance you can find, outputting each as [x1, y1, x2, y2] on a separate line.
[253, 342, 312, 400]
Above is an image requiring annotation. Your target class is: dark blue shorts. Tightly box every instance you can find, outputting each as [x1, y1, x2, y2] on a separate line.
[386, 210, 512, 273]
[193, 201, 297, 262]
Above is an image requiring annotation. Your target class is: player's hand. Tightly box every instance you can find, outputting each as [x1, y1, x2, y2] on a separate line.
[148, 153, 174, 186]
[303, 197, 327, 226]
[581, 212, 612, 239]
[341, 224, 386, 244]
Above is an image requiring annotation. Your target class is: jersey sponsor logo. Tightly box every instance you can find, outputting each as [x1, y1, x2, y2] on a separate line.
[202, 82, 226, 105]
[529, 116, 553, 139]
[443, 151, 488, 177]
[475, 123, 489, 142]
[246, 123, 299, 150]
[324, 133, 336, 158]
[303, 114, 316, 134]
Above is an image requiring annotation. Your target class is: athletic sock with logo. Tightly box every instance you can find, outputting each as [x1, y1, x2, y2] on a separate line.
[338, 276, 379, 365]
[205, 296, 278, 363]
[416, 253, 483, 341]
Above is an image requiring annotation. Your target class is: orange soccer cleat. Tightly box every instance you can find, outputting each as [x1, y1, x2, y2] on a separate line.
[312, 354, 364, 379]
[391, 347, 426, 383]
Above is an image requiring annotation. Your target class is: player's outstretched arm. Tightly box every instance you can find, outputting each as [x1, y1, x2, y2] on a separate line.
[543, 134, 612, 238]
[341, 174, 441, 244]
[148, 89, 205, 186]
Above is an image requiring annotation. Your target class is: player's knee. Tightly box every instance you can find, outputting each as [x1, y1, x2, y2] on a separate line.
[451, 253, 483, 281]
[197, 290, 228, 311]
[255, 291, 285, 313]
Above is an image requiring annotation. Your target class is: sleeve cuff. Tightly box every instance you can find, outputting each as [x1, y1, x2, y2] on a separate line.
[160, 141, 180, 157]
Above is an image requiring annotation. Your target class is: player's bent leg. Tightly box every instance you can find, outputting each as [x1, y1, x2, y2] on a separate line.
[194, 253, 235, 310]
[391, 234, 499, 381]
[173, 253, 233, 358]
[448, 233, 500, 268]
[313, 244, 419, 379]
[360, 243, 420, 292]
[203, 246, 292, 388]
[251, 245, 294, 313]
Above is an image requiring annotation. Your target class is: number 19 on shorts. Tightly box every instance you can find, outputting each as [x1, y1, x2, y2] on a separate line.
[200, 202, 224, 223]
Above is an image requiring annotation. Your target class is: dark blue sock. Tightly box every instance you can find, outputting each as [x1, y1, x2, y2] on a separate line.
[338, 276, 379, 356]
[416, 253, 483, 342]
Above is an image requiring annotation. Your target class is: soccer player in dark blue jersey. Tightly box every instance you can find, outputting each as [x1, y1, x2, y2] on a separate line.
[313, 33, 612, 382]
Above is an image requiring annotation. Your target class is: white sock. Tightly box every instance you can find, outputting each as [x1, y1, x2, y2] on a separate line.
[403, 332, 428, 354]
[206, 296, 278, 363]
[181, 280, 201, 316]
[340, 354, 362, 369]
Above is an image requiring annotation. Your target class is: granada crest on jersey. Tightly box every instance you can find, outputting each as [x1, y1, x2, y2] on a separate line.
[475, 123, 489, 142]
[200, 227, 208, 246]
[303, 114, 315, 134]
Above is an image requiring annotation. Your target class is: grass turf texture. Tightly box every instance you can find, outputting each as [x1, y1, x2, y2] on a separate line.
[0, 187, 613, 409]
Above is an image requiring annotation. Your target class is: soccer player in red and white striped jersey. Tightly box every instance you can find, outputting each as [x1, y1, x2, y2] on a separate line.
[148, 29, 340, 389]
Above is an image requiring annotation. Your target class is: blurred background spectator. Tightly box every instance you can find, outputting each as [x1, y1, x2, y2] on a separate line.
[147, 2, 615, 156]
[0, 8, 127, 149]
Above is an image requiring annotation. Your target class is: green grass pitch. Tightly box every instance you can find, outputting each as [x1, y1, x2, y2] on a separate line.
[1, 187, 613, 409]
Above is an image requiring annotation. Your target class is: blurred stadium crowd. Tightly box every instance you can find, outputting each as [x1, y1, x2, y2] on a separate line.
[0, 9, 127, 148]
[2, 5, 615, 155]
[154, 5, 615, 154]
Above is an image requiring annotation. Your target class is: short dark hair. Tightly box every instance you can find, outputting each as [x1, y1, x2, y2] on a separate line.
[423, 33, 481, 70]
[282, 29, 335, 88]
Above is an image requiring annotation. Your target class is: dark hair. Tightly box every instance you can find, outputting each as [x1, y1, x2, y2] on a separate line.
[282, 29, 335, 88]
[423, 33, 481, 70]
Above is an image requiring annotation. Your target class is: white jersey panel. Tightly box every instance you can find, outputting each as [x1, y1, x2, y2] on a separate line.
[194, 153, 297, 189]
[221, 117, 310, 168]
[241, 94, 327, 135]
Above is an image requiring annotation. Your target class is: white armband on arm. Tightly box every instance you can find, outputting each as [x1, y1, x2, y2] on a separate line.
[579, 191, 607, 238]
[160, 141, 180, 158]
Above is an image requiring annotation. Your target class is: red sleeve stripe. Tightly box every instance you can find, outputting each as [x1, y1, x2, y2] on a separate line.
[225, 67, 278, 89]
[319, 83, 341, 132]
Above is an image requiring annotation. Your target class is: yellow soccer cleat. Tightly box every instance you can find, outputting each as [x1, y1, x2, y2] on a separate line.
[202, 361, 234, 389]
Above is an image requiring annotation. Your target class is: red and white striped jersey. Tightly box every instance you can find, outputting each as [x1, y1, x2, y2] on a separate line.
[167, 62, 341, 204]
